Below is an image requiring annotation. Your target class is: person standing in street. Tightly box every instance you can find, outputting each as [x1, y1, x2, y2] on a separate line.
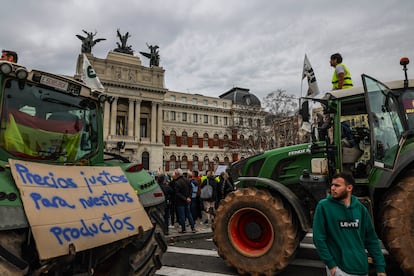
[200, 170, 217, 224]
[313, 173, 386, 276]
[330, 53, 353, 90]
[173, 168, 196, 234]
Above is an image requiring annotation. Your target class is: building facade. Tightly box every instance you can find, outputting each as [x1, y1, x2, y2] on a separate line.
[77, 51, 300, 174]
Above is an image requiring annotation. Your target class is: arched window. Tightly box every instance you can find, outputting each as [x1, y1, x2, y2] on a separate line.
[224, 156, 230, 167]
[223, 134, 229, 148]
[170, 130, 176, 145]
[181, 155, 188, 170]
[192, 155, 199, 172]
[169, 155, 176, 170]
[182, 131, 188, 146]
[192, 132, 198, 146]
[203, 133, 209, 147]
[142, 151, 149, 170]
[213, 134, 219, 147]
[203, 155, 209, 171]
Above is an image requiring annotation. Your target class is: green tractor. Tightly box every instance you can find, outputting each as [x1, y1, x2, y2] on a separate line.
[0, 60, 166, 275]
[213, 58, 414, 275]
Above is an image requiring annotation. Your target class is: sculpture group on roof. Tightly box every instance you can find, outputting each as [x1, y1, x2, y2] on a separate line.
[139, 43, 160, 67]
[76, 29, 160, 66]
[76, 30, 106, 54]
[114, 29, 134, 55]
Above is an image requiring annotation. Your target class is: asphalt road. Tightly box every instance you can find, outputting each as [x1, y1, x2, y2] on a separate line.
[156, 230, 405, 276]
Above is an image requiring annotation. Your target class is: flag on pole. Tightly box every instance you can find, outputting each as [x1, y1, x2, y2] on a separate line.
[81, 54, 104, 91]
[302, 54, 320, 97]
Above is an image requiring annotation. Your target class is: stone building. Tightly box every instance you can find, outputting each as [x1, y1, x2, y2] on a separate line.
[76, 52, 267, 174]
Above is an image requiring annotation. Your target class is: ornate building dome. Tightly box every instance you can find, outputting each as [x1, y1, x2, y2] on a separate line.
[219, 87, 261, 107]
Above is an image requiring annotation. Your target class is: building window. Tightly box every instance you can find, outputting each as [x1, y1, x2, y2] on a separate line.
[192, 98, 198, 104]
[203, 99, 208, 105]
[192, 132, 199, 146]
[182, 96, 187, 103]
[170, 95, 176, 101]
[223, 134, 229, 148]
[181, 155, 188, 169]
[140, 118, 147, 138]
[169, 155, 176, 170]
[248, 118, 253, 127]
[170, 111, 176, 121]
[142, 151, 149, 170]
[212, 101, 217, 107]
[213, 134, 219, 147]
[192, 155, 199, 172]
[182, 112, 187, 122]
[224, 156, 230, 166]
[170, 130, 176, 145]
[223, 102, 227, 108]
[204, 115, 208, 124]
[203, 155, 209, 171]
[116, 116, 126, 135]
[224, 117, 228, 126]
[257, 118, 261, 127]
[182, 131, 188, 145]
[214, 116, 218, 124]
[203, 133, 209, 147]
[239, 117, 243, 126]
[193, 113, 198, 123]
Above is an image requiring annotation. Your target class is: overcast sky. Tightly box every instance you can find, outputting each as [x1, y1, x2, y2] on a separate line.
[2, 0, 414, 101]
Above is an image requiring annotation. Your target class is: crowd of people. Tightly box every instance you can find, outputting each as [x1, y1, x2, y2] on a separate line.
[157, 168, 234, 235]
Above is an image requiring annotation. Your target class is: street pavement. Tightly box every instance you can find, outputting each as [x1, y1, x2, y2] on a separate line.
[165, 220, 213, 243]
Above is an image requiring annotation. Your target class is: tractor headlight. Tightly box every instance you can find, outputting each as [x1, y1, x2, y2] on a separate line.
[0, 62, 12, 74]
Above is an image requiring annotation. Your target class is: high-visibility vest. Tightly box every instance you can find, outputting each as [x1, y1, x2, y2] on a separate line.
[332, 63, 353, 90]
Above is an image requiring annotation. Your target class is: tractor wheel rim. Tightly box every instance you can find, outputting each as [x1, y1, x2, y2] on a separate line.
[228, 207, 274, 257]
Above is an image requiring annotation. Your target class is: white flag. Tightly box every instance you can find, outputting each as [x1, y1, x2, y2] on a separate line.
[82, 54, 104, 91]
[302, 54, 320, 97]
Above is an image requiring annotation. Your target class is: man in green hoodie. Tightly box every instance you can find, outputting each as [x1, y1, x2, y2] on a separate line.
[313, 173, 386, 276]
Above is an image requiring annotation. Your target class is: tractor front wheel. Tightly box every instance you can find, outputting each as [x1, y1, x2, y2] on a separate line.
[213, 188, 299, 276]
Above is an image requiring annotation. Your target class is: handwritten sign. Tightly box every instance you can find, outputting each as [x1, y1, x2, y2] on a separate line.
[9, 159, 152, 260]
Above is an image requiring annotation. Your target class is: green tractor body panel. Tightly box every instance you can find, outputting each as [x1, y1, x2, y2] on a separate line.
[0, 60, 166, 274]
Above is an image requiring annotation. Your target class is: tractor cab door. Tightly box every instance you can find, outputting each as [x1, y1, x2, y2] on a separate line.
[363, 74, 404, 169]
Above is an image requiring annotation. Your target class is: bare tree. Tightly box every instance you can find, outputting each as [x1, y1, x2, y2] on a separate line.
[262, 89, 298, 118]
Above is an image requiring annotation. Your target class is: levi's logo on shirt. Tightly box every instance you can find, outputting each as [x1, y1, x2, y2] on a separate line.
[338, 219, 359, 229]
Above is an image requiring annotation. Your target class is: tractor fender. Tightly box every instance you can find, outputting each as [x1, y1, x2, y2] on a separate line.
[238, 176, 311, 232]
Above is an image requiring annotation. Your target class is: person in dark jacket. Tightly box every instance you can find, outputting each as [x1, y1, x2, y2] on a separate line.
[216, 171, 234, 207]
[173, 168, 195, 233]
[157, 173, 174, 235]
[313, 173, 386, 276]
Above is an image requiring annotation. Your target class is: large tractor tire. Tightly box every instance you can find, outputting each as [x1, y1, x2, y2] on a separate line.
[380, 173, 414, 275]
[213, 188, 299, 276]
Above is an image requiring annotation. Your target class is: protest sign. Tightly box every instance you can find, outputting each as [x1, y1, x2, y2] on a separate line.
[9, 159, 152, 260]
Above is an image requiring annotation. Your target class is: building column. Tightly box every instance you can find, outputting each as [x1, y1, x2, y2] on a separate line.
[103, 101, 110, 138]
[128, 99, 134, 137]
[151, 102, 157, 143]
[157, 103, 163, 143]
[135, 100, 141, 139]
[110, 97, 118, 136]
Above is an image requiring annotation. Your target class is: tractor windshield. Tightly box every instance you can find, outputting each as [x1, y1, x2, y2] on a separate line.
[0, 78, 99, 162]
[363, 75, 404, 169]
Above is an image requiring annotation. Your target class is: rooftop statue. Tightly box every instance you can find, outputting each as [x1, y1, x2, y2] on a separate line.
[76, 30, 106, 54]
[113, 29, 134, 55]
[140, 43, 160, 67]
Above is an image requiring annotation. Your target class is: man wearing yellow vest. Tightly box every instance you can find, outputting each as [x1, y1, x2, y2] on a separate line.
[330, 53, 353, 90]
